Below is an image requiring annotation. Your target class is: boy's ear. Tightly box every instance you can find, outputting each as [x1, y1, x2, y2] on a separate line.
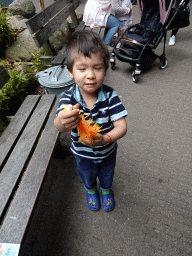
[69, 71, 74, 79]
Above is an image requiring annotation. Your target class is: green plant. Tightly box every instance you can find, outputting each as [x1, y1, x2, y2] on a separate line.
[0, 58, 17, 70]
[0, 8, 16, 57]
[0, 65, 38, 115]
[31, 49, 46, 72]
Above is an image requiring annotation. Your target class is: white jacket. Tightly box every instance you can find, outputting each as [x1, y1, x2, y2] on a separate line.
[83, 0, 111, 28]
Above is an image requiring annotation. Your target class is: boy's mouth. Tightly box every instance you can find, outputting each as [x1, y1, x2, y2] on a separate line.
[85, 83, 97, 87]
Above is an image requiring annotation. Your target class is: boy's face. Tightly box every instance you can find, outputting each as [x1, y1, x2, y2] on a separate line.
[69, 52, 106, 97]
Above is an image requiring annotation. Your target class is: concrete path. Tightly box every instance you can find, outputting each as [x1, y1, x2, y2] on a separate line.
[20, 1, 192, 256]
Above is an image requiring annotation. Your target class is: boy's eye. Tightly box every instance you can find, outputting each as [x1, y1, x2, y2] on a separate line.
[78, 68, 86, 71]
[95, 67, 102, 70]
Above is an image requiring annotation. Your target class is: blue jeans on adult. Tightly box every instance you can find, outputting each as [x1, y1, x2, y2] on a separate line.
[103, 14, 119, 45]
[75, 148, 117, 192]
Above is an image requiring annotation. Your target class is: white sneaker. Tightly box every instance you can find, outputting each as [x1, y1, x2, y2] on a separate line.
[168, 35, 175, 46]
[116, 42, 121, 49]
[113, 33, 118, 39]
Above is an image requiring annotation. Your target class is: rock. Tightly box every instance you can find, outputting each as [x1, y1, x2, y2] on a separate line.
[6, 15, 28, 30]
[49, 21, 72, 52]
[8, 0, 35, 19]
[49, 13, 82, 52]
[5, 29, 38, 61]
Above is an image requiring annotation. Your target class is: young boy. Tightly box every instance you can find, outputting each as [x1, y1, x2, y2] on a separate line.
[54, 30, 127, 212]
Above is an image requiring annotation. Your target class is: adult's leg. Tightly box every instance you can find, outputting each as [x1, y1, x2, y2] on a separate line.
[103, 15, 119, 45]
[171, 28, 179, 37]
[169, 28, 179, 45]
[170, 0, 180, 37]
[170, 0, 180, 39]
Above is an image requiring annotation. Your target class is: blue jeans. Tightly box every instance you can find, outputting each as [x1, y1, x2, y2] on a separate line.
[74, 149, 117, 192]
[103, 14, 119, 45]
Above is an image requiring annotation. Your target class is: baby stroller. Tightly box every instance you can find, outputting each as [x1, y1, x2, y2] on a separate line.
[110, 0, 190, 82]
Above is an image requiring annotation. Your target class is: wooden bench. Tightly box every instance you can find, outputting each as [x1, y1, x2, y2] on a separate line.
[0, 94, 59, 251]
[52, 22, 105, 66]
[25, 0, 80, 65]
[25, 0, 105, 66]
[0, 3, 105, 250]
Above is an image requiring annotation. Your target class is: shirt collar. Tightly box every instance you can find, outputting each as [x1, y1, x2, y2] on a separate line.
[72, 84, 107, 108]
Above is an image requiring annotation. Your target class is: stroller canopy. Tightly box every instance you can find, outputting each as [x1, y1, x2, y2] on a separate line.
[137, 0, 175, 25]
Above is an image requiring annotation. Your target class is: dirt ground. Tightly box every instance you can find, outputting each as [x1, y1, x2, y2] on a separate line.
[32, 83, 46, 95]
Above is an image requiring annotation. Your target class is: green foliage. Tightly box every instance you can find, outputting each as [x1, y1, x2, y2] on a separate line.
[0, 8, 16, 57]
[31, 49, 46, 72]
[0, 59, 14, 69]
[0, 48, 46, 116]
[0, 64, 38, 115]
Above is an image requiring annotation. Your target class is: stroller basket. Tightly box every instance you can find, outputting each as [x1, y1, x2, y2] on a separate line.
[118, 44, 157, 70]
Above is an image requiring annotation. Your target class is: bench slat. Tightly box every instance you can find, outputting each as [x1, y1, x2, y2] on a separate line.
[0, 97, 59, 244]
[0, 95, 55, 221]
[0, 95, 40, 170]
[51, 22, 104, 66]
[75, 20, 86, 31]
[26, 0, 79, 34]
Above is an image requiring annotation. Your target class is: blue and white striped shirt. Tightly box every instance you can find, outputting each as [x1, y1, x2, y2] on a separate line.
[56, 83, 128, 161]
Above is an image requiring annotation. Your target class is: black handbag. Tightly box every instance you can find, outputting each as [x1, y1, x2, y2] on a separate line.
[167, 5, 190, 30]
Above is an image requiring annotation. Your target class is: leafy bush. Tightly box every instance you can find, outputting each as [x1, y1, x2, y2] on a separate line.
[0, 47, 46, 116]
[0, 65, 38, 115]
[31, 49, 46, 72]
[0, 7, 16, 57]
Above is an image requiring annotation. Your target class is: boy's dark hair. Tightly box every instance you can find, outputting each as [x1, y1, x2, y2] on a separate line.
[65, 30, 109, 72]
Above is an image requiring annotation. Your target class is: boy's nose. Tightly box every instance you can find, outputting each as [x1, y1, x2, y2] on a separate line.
[87, 69, 96, 79]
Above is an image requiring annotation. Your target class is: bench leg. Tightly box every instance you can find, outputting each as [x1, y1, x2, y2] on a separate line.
[0, 111, 9, 125]
[42, 40, 56, 56]
[70, 10, 78, 27]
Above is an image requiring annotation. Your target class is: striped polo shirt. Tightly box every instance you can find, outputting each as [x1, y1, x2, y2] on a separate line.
[56, 83, 128, 161]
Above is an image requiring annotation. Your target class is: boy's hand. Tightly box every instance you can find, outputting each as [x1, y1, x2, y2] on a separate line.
[55, 103, 81, 132]
[129, 8, 132, 15]
[80, 134, 104, 147]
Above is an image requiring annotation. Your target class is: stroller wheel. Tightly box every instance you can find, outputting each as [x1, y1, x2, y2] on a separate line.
[132, 71, 139, 83]
[110, 54, 116, 70]
[160, 57, 168, 70]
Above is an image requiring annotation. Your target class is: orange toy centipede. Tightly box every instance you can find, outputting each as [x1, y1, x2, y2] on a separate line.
[61, 104, 102, 143]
